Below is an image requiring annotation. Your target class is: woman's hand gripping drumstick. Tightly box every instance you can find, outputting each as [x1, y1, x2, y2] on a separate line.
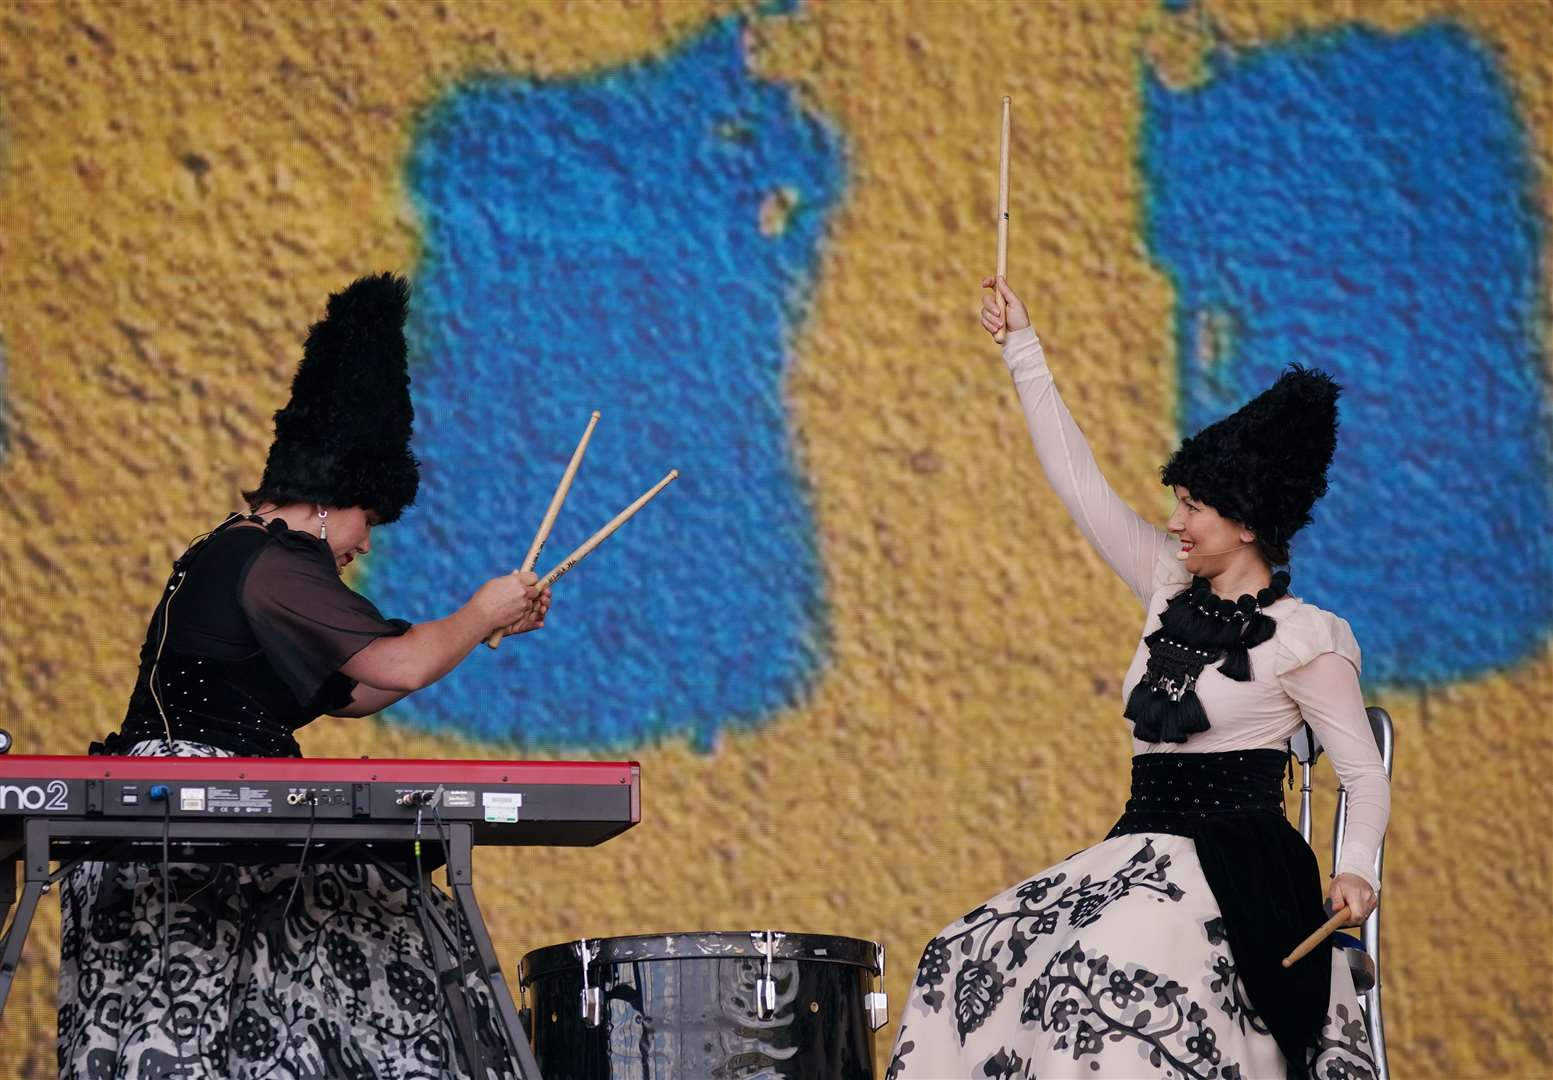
[1281, 906, 1351, 968]
[535, 470, 678, 590]
[485, 410, 600, 649]
[982, 275, 1031, 340]
[992, 95, 1012, 344]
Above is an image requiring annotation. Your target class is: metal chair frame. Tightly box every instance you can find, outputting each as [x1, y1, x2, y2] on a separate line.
[1290, 706, 1393, 1080]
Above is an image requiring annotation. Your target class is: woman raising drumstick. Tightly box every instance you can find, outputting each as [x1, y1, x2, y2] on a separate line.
[887, 278, 1390, 1080]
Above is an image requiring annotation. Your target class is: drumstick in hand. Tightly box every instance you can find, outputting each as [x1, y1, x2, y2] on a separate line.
[992, 95, 1011, 344]
[523, 410, 601, 572]
[536, 470, 678, 591]
[486, 410, 601, 649]
[1282, 906, 1350, 968]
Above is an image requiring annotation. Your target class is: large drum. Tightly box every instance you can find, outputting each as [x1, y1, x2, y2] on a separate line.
[520, 931, 887, 1079]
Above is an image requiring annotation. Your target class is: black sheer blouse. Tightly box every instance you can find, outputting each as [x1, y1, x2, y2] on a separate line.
[99, 516, 409, 757]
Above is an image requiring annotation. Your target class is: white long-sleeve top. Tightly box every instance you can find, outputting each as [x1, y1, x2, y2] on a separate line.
[1002, 326, 1391, 890]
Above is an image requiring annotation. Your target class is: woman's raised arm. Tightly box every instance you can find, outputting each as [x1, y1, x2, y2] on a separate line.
[983, 277, 1175, 604]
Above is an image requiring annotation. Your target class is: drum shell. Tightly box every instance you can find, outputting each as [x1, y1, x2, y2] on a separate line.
[522, 933, 879, 1080]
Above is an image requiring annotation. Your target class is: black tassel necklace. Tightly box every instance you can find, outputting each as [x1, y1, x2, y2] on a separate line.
[1124, 571, 1291, 743]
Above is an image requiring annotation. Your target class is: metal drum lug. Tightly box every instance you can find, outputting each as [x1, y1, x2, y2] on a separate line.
[865, 990, 889, 1031]
[575, 938, 603, 1027]
[755, 975, 777, 1019]
[865, 940, 889, 1031]
[751, 930, 786, 1021]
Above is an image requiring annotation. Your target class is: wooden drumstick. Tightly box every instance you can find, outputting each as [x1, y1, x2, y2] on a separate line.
[523, 410, 601, 572]
[993, 95, 1011, 345]
[486, 410, 601, 649]
[1281, 906, 1350, 968]
[536, 470, 678, 591]
[488, 411, 602, 645]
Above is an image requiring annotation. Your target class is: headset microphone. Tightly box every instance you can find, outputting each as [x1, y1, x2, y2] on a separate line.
[1175, 540, 1254, 561]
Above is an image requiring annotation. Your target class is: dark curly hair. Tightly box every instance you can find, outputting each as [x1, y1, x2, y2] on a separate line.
[1160, 365, 1340, 565]
[244, 273, 419, 523]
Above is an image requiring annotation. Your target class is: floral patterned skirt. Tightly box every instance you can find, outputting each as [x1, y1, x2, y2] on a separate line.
[887, 833, 1377, 1080]
[57, 740, 516, 1080]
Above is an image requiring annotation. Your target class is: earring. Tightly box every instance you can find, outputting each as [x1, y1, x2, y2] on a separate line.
[318, 508, 328, 541]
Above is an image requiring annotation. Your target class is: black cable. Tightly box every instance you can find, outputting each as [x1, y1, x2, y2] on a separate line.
[258, 794, 318, 1080]
[281, 794, 318, 922]
[415, 808, 454, 1080]
[160, 800, 171, 983]
[433, 802, 492, 1080]
[119, 516, 234, 1075]
[224, 864, 249, 1079]
[160, 798, 189, 1067]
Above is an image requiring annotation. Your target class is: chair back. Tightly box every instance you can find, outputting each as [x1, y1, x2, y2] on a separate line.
[1291, 706, 1395, 1080]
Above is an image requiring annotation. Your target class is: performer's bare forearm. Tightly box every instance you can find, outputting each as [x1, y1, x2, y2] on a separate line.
[341, 606, 496, 692]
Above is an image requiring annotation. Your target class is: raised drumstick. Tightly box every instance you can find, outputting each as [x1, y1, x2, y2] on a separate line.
[536, 470, 678, 591]
[486, 410, 601, 649]
[523, 410, 601, 572]
[993, 95, 1011, 345]
[1282, 906, 1350, 968]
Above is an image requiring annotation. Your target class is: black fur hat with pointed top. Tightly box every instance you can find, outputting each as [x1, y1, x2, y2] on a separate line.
[1161, 365, 1341, 562]
[244, 272, 420, 523]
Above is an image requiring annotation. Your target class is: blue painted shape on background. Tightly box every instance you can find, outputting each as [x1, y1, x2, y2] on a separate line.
[371, 18, 844, 747]
[1143, 22, 1553, 685]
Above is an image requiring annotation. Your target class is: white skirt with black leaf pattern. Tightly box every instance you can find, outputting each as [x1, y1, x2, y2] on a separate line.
[56, 740, 515, 1080]
[887, 833, 1376, 1080]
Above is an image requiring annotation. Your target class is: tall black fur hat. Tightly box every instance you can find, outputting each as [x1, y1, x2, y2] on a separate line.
[245, 272, 419, 523]
[1160, 365, 1340, 556]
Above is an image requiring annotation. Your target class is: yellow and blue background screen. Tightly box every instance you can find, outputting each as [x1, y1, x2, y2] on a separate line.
[0, 1, 1548, 1075]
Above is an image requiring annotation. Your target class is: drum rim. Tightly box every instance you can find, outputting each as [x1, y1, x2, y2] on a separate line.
[519, 930, 881, 983]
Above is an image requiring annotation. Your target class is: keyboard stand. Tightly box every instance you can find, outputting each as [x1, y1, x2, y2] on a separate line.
[0, 816, 544, 1080]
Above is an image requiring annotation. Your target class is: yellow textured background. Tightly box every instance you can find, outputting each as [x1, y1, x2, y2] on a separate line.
[1, 1, 1550, 1077]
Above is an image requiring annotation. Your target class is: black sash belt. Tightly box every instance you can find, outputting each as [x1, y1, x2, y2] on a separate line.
[1107, 749, 1329, 1079]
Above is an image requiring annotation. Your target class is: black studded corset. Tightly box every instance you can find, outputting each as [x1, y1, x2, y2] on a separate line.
[1110, 748, 1288, 824]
